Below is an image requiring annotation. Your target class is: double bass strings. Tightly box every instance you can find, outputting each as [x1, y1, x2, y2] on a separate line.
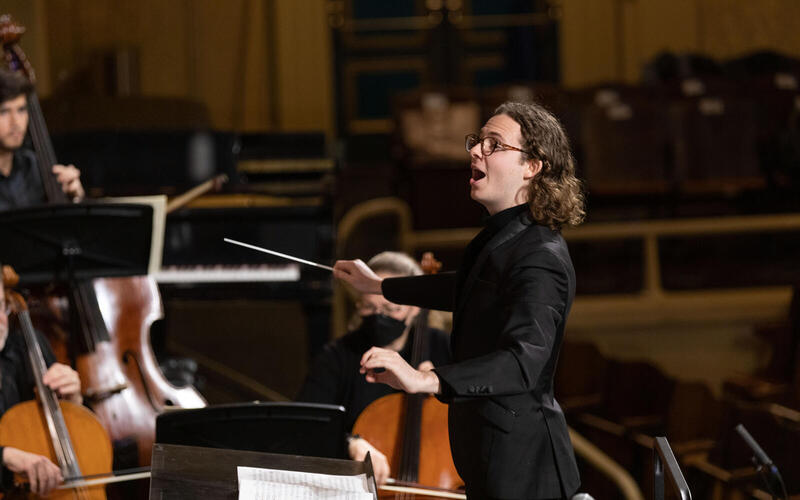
[223, 238, 334, 271]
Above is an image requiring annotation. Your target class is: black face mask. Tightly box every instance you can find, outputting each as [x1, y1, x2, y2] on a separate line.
[358, 314, 407, 347]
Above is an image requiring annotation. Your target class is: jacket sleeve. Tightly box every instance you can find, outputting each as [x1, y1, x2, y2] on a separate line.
[433, 250, 569, 399]
[382, 272, 456, 312]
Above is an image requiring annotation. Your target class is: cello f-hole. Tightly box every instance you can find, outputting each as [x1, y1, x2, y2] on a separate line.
[121, 349, 168, 410]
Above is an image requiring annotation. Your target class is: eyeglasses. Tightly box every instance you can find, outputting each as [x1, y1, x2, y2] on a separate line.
[465, 134, 529, 157]
[355, 301, 404, 317]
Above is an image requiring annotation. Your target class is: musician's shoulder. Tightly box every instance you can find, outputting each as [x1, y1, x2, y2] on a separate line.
[12, 148, 39, 176]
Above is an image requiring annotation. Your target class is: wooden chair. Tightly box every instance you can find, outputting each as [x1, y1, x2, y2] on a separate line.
[554, 340, 608, 414]
[580, 97, 673, 196]
[573, 360, 677, 489]
[668, 95, 764, 195]
[684, 400, 800, 500]
[723, 284, 800, 408]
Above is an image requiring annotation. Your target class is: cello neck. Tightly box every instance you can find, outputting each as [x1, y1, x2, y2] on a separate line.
[25, 91, 69, 203]
[396, 251, 441, 487]
[396, 310, 428, 486]
[14, 304, 84, 479]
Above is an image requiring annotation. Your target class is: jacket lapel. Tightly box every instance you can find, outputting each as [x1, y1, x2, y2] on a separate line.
[454, 212, 531, 321]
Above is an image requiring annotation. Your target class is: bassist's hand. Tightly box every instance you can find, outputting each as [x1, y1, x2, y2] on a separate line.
[43, 363, 83, 405]
[2, 446, 63, 496]
[52, 164, 85, 202]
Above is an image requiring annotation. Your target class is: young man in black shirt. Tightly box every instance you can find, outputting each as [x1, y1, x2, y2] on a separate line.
[0, 68, 84, 210]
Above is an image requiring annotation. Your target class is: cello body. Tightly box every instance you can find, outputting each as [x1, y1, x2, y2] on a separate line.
[0, 401, 112, 500]
[351, 253, 462, 499]
[352, 393, 462, 497]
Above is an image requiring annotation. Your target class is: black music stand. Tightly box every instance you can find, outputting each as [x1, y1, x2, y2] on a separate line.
[0, 203, 153, 284]
[654, 436, 693, 500]
[155, 402, 349, 459]
[150, 443, 378, 499]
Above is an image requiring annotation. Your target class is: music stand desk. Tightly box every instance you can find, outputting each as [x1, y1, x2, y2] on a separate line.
[155, 402, 348, 459]
[149, 443, 378, 499]
[0, 203, 154, 284]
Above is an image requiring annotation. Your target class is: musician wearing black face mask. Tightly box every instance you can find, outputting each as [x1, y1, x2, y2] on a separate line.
[296, 251, 451, 485]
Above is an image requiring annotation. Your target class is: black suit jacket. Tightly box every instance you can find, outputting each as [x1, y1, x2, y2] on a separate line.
[383, 211, 580, 499]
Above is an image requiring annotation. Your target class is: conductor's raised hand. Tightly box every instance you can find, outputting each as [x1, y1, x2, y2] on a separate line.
[333, 259, 383, 295]
[360, 347, 441, 394]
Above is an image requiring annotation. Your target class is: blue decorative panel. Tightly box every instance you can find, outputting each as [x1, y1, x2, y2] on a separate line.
[356, 71, 421, 119]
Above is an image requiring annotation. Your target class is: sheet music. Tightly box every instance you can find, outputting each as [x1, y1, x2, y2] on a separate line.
[237, 466, 373, 500]
[101, 195, 167, 273]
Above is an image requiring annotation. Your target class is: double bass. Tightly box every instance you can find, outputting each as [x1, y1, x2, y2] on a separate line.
[1, 15, 205, 468]
[0, 265, 112, 499]
[352, 253, 464, 499]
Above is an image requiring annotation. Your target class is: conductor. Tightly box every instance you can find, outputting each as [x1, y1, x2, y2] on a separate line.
[334, 101, 585, 499]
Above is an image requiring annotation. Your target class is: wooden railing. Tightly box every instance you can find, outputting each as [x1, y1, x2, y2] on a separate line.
[337, 198, 800, 331]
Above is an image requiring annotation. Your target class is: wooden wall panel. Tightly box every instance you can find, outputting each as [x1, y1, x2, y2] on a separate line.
[700, 0, 800, 60]
[273, 0, 333, 135]
[137, 1, 193, 97]
[239, 0, 272, 131]
[186, 0, 249, 129]
[560, 0, 618, 87]
[5, 0, 333, 135]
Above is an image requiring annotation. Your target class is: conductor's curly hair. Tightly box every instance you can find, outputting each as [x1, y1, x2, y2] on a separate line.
[494, 101, 585, 231]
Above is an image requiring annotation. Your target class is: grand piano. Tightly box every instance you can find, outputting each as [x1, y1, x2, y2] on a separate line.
[52, 129, 335, 404]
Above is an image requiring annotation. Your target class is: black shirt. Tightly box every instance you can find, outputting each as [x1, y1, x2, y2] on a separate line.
[0, 149, 47, 211]
[296, 325, 451, 432]
[456, 203, 530, 303]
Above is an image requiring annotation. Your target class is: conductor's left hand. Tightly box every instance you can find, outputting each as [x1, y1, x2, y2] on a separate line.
[360, 347, 441, 394]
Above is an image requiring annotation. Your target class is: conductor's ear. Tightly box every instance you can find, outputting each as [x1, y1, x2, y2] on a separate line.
[524, 158, 542, 180]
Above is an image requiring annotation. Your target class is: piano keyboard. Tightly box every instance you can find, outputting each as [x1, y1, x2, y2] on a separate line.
[153, 264, 301, 283]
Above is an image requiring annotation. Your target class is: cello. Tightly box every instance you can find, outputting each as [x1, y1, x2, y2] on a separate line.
[1, 15, 206, 468]
[0, 266, 112, 499]
[352, 253, 464, 499]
